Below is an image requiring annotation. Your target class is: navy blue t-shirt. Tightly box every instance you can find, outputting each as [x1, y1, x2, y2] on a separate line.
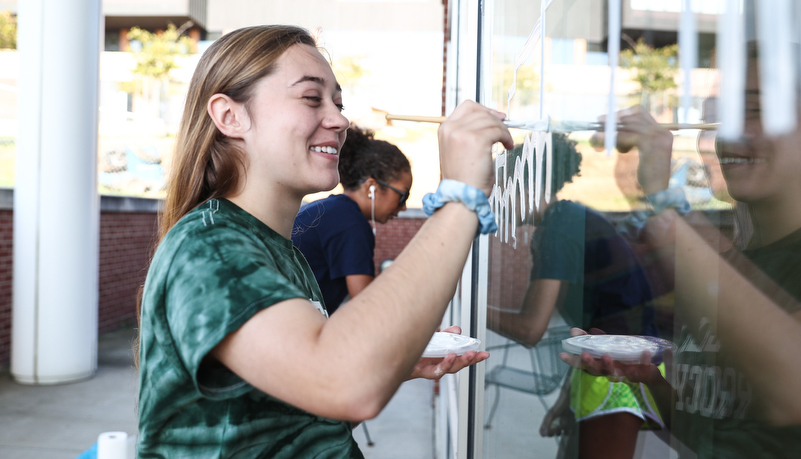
[292, 194, 376, 314]
[531, 200, 658, 337]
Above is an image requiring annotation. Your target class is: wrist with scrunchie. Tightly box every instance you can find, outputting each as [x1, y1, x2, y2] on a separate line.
[422, 179, 498, 235]
[616, 187, 690, 239]
[645, 187, 691, 216]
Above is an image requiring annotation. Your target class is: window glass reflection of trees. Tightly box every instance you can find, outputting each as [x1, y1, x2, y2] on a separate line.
[482, 1, 801, 458]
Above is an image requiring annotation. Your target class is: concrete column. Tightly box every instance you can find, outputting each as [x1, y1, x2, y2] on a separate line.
[12, 0, 101, 384]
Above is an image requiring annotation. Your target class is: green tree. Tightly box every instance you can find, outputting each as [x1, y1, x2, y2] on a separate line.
[494, 63, 541, 109]
[126, 23, 194, 120]
[620, 38, 678, 111]
[127, 23, 193, 79]
[0, 10, 16, 49]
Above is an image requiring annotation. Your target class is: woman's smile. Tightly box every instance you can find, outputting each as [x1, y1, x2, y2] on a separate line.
[310, 145, 339, 155]
[718, 156, 767, 166]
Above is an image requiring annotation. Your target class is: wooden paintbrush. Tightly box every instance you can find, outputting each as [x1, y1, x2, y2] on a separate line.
[385, 114, 720, 131]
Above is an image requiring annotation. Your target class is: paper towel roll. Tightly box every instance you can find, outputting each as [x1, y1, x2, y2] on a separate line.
[97, 431, 128, 459]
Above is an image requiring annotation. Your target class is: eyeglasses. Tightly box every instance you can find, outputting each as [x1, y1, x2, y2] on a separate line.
[375, 179, 409, 207]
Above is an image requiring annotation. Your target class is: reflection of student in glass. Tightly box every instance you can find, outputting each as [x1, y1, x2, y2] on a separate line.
[571, 43, 801, 458]
[292, 125, 411, 315]
[488, 134, 663, 459]
[135, 25, 509, 457]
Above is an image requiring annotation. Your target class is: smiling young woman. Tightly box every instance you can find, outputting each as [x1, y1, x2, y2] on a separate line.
[135, 25, 512, 458]
[208, 43, 348, 231]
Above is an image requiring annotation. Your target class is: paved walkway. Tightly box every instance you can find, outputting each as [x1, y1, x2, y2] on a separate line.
[0, 329, 139, 459]
[354, 378, 436, 459]
[0, 328, 435, 459]
[0, 328, 683, 459]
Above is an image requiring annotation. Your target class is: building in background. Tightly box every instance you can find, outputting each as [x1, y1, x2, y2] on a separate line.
[0, 0, 447, 205]
[0, 0, 728, 203]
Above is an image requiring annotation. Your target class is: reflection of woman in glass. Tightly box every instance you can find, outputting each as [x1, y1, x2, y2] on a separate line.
[571, 43, 801, 458]
[488, 134, 663, 459]
[292, 125, 411, 315]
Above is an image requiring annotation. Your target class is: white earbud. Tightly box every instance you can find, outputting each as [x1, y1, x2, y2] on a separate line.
[369, 185, 376, 235]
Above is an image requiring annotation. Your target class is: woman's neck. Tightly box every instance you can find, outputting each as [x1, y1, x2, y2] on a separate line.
[748, 195, 801, 247]
[343, 189, 372, 220]
[227, 188, 302, 239]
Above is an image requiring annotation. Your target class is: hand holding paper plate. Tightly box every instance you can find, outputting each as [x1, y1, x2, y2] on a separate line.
[422, 332, 481, 358]
[561, 334, 675, 364]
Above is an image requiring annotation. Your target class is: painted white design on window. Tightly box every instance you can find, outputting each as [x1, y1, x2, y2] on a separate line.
[679, 0, 698, 123]
[606, 0, 622, 156]
[507, 19, 542, 112]
[717, 0, 746, 140]
[631, 0, 724, 14]
[756, 0, 797, 135]
[488, 130, 552, 248]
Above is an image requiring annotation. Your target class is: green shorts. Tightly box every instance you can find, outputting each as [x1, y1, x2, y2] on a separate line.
[569, 364, 665, 429]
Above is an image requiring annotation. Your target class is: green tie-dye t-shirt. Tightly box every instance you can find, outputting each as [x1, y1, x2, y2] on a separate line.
[136, 199, 364, 459]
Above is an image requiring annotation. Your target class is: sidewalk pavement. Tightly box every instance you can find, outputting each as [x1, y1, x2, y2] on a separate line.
[0, 329, 139, 458]
[353, 378, 436, 459]
[0, 328, 436, 459]
[0, 327, 686, 459]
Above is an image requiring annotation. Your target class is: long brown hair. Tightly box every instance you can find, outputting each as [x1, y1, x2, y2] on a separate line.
[136, 25, 318, 370]
[159, 25, 317, 240]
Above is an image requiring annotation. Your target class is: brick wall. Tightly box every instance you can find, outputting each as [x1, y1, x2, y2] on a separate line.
[441, 0, 449, 116]
[374, 213, 426, 273]
[488, 229, 533, 311]
[98, 212, 159, 333]
[0, 209, 11, 370]
[0, 194, 161, 370]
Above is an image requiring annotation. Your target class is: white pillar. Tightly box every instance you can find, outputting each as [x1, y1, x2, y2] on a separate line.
[12, 0, 101, 384]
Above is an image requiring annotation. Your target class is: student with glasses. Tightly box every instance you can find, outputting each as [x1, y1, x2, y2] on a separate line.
[292, 125, 412, 315]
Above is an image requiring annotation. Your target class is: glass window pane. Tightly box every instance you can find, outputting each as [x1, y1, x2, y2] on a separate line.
[475, 0, 801, 457]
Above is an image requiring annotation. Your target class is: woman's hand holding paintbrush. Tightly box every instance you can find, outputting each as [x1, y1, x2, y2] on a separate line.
[589, 106, 674, 194]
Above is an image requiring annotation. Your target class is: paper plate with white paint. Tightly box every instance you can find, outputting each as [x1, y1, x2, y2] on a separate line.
[561, 335, 675, 364]
[422, 332, 481, 358]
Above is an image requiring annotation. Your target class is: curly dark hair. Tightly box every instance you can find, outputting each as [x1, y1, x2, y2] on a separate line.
[549, 133, 583, 194]
[338, 125, 411, 191]
[507, 132, 582, 195]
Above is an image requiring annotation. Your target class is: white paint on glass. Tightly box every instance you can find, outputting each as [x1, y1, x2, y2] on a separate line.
[606, 0, 622, 155]
[507, 20, 541, 110]
[756, 0, 797, 135]
[632, 0, 725, 14]
[539, 1, 547, 118]
[544, 130, 553, 205]
[489, 130, 551, 248]
[717, 0, 745, 140]
[679, 0, 698, 123]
